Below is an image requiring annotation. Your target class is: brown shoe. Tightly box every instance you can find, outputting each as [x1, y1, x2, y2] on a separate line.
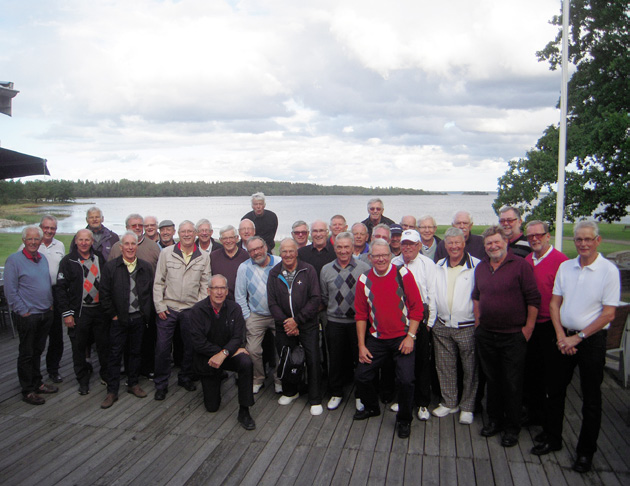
[23, 392, 45, 405]
[101, 393, 118, 409]
[38, 383, 59, 394]
[127, 385, 147, 398]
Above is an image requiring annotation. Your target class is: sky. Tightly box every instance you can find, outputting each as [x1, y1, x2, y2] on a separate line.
[0, 0, 565, 191]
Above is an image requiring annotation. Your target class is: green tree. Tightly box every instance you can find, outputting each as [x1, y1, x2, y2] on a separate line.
[494, 0, 629, 223]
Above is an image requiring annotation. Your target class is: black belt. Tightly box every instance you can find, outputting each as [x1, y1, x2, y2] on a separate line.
[563, 327, 581, 336]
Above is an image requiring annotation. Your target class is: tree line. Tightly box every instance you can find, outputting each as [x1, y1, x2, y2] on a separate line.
[0, 179, 444, 204]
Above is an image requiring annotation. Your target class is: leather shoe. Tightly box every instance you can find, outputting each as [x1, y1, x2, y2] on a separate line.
[49, 373, 63, 383]
[38, 383, 59, 394]
[23, 392, 45, 405]
[501, 433, 519, 448]
[178, 381, 197, 392]
[154, 389, 167, 401]
[238, 409, 256, 430]
[127, 385, 148, 398]
[534, 431, 548, 443]
[353, 408, 381, 421]
[397, 421, 411, 439]
[101, 393, 118, 409]
[480, 422, 502, 437]
[78, 385, 90, 396]
[572, 455, 592, 473]
[531, 442, 562, 456]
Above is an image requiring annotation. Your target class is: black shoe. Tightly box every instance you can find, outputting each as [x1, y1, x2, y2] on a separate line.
[178, 381, 197, 392]
[78, 385, 90, 396]
[154, 389, 167, 401]
[534, 431, 548, 443]
[501, 433, 519, 448]
[480, 422, 502, 437]
[353, 408, 381, 421]
[397, 421, 411, 439]
[531, 442, 562, 456]
[49, 373, 63, 384]
[38, 383, 59, 394]
[23, 392, 45, 405]
[572, 455, 592, 473]
[238, 410, 256, 430]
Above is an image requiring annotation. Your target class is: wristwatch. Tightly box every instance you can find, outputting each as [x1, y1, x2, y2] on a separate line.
[222, 349, 229, 356]
[577, 331, 587, 340]
[407, 332, 416, 340]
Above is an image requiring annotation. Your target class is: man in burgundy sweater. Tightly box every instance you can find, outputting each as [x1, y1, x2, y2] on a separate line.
[353, 239, 424, 439]
[472, 226, 540, 448]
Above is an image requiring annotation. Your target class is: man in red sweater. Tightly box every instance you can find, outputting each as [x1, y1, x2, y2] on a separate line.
[354, 239, 424, 439]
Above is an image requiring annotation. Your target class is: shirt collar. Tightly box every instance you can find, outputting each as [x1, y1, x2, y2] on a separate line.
[532, 245, 553, 265]
[22, 248, 42, 263]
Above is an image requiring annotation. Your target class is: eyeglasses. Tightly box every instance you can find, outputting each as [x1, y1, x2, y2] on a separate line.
[248, 246, 265, 254]
[130, 223, 144, 228]
[526, 232, 547, 240]
[499, 218, 518, 225]
[574, 237, 597, 244]
[368, 207, 383, 211]
[292, 231, 308, 236]
[210, 286, 228, 291]
[370, 254, 390, 260]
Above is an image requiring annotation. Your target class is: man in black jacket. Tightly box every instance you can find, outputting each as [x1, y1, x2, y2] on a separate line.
[99, 232, 154, 409]
[56, 229, 109, 395]
[188, 275, 255, 430]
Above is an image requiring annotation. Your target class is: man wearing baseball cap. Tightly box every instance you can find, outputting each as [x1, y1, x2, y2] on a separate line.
[158, 220, 176, 249]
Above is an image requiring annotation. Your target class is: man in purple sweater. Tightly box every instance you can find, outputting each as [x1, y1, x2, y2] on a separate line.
[472, 226, 540, 448]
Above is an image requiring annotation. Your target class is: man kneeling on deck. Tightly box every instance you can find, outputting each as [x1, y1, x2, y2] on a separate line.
[188, 275, 256, 430]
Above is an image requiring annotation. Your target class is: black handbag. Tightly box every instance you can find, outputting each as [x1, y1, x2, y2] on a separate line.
[278, 344, 305, 386]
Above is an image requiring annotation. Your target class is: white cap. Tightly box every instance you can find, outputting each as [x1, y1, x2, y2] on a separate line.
[401, 229, 420, 243]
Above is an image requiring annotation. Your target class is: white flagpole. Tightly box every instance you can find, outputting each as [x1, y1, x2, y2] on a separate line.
[555, 0, 570, 250]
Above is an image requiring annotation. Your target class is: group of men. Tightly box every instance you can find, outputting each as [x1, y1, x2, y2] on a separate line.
[4, 194, 620, 473]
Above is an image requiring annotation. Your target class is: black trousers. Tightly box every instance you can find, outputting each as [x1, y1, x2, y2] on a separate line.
[107, 316, 144, 394]
[475, 327, 527, 435]
[199, 353, 255, 412]
[355, 335, 416, 423]
[523, 320, 556, 425]
[326, 319, 358, 396]
[546, 330, 607, 455]
[45, 298, 64, 375]
[14, 310, 53, 395]
[68, 306, 110, 387]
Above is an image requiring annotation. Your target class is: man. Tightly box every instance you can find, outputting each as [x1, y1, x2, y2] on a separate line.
[86, 206, 119, 260]
[5, 226, 58, 405]
[241, 192, 278, 250]
[390, 229, 437, 420]
[389, 224, 403, 257]
[235, 236, 282, 394]
[361, 198, 395, 239]
[210, 225, 249, 301]
[320, 232, 370, 410]
[18, 215, 66, 383]
[351, 223, 370, 258]
[108, 213, 160, 269]
[472, 226, 540, 448]
[298, 220, 336, 276]
[400, 215, 418, 232]
[56, 229, 110, 395]
[328, 215, 348, 247]
[432, 228, 480, 425]
[158, 220, 176, 249]
[195, 219, 223, 253]
[417, 215, 441, 261]
[189, 275, 256, 430]
[291, 220, 310, 248]
[434, 210, 485, 262]
[499, 206, 531, 258]
[546, 221, 620, 473]
[353, 239, 424, 439]
[153, 220, 211, 400]
[523, 221, 569, 437]
[268, 238, 323, 415]
[238, 219, 256, 251]
[144, 216, 159, 243]
[100, 232, 154, 409]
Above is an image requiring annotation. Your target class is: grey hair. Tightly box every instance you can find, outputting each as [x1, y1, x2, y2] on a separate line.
[574, 220, 599, 237]
[125, 213, 144, 228]
[418, 215, 437, 227]
[367, 197, 384, 208]
[452, 210, 473, 225]
[310, 219, 328, 231]
[292, 220, 309, 231]
[373, 223, 391, 238]
[444, 227, 465, 240]
[481, 225, 507, 241]
[211, 274, 229, 287]
[334, 231, 354, 245]
[351, 222, 368, 232]
[22, 225, 43, 240]
[368, 238, 391, 255]
[526, 220, 550, 233]
[178, 220, 195, 231]
[40, 214, 58, 226]
[219, 225, 237, 237]
[195, 218, 213, 231]
[280, 237, 298, 249]
[251, 192, 266, 203]
[144, 215, 157, 224]
[86, 206, 103, 218]
[121, 231, 139, 243]
[330, 214, 346, 224]
[499, 205, 522, 219]
[239, 218, 256, 230]
[246, 235, 267, 249]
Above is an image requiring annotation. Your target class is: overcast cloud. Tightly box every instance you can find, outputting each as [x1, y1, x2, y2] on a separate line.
[0, 0, 563, 191]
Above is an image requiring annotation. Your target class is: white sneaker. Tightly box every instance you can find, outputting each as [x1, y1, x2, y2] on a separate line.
[390, 403, 399, 412]
[278, 393, 299, 405]
[274, 383, 283, 394]
[253, 383, 263, 394]
[355, 398, 365, 411]
[310, 404, 324, 416]
[432, 404, 460, 417]
[417, 407, 430, 421]
[327, 396, 343, 410]
[459, 411, 474, 425]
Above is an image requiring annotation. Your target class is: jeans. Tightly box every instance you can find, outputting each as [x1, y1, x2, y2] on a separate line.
[154, 308, 194, 390]
[14, 310, 53, 395]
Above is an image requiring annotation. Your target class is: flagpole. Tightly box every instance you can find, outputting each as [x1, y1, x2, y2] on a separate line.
[555, 0, 569, 250]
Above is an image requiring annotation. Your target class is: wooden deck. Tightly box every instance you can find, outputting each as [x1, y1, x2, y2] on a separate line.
[0, 325, 628, 486]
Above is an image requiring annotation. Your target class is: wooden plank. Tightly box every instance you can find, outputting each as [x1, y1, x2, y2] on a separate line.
[384, 451, 406, 486]
[403, 453, 423, 486]
[455, 457, 475, 486]
[330, 448, 358, 486]
[367, 448, 389, 485]
[472, 458, 494, 486]
[421, 454, 440, 486]
[439, 456, 458, 486]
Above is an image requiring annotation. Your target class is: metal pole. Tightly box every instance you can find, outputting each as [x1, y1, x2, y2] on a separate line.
[555, 0, 570, 250]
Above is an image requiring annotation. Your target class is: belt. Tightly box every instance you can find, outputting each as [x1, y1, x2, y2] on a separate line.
[563, 327, 581, 336]
[437, 317, 475, 328]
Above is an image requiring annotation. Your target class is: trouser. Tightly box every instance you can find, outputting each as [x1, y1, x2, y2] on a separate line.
[153, 307, 194, 390]
[326, 319, 358, 396]
[199, 353, 255, 412]
[245, 312, 279, 386]
[413, 323, 432, 407]
[68, 306, 110, 387]
[523, 320, 556, 425]
[474, 327, 527, 435]
[355, 335, 416, 423]
[14, 310, 53, 395]
[546, 330, 607, 455]
[139, 309, 157, 376]
[45, 299, 64, 375]
[432, 321, 478, 411]
[275, 323, 322, 405]
[107, 315, 144, 394]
